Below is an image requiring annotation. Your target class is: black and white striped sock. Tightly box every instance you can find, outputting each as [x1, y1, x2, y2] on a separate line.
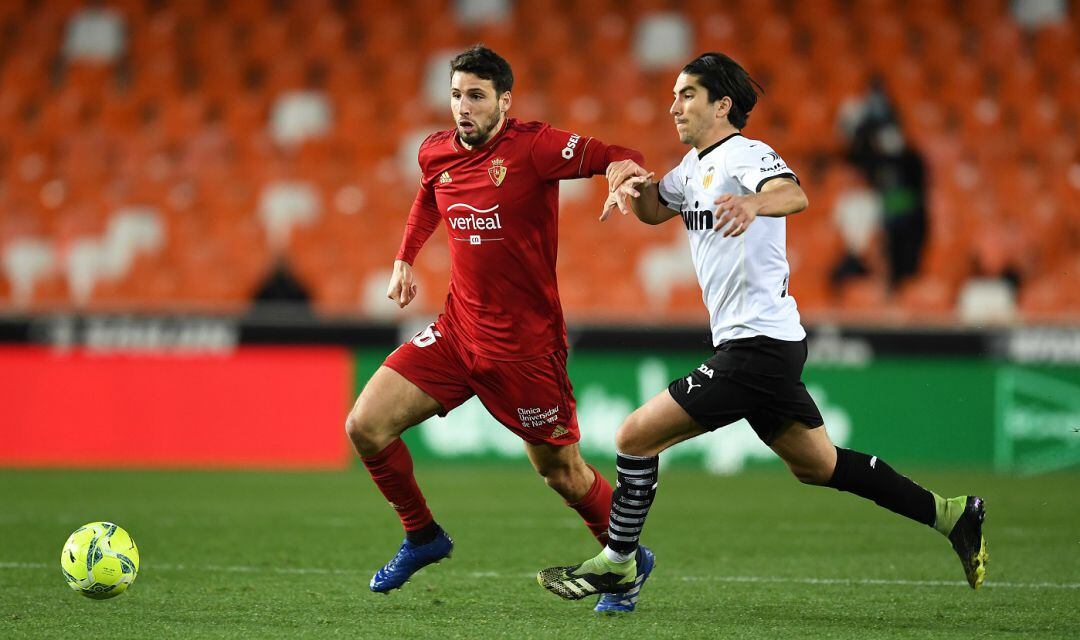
[605, 452, 659, 560]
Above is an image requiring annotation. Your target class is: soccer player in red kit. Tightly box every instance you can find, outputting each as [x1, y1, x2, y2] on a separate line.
[344, 45, 654, 611]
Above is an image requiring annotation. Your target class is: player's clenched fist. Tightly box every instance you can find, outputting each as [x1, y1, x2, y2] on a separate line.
[713, 193, 759, 237]
[387, 259, 418, 308]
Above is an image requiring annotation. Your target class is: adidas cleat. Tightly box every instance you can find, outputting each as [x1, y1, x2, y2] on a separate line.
[594, 545, 655, 613]
[369, 529, 453, 593]
[537, 550, 637, 600]
[947, 496, 988, 589]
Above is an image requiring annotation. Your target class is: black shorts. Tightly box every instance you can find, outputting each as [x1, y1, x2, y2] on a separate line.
[667, 336, 824, 445]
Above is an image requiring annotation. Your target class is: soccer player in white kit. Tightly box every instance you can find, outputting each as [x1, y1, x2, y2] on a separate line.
[538, 53, 987, 609]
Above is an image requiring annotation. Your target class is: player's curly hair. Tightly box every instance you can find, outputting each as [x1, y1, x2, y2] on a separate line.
[450, 44, 514, 95]
[682, 53, 764, 129]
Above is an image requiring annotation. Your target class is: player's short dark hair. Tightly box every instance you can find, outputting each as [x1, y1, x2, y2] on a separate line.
[449, 44, 514, 95]
[682, 52, 763, 129]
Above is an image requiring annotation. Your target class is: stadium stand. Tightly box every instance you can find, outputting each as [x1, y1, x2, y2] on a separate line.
[0, 0, 1076, 323]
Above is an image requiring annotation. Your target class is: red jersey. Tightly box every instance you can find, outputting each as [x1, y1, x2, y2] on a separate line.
[396, 118, 644, 360]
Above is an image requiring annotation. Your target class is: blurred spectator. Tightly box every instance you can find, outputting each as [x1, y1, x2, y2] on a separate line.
[1011, 0, 1068, 27]
[844, 80, 928, 289]
[829, 171, 883, 288]
[252, 257, 311, 309]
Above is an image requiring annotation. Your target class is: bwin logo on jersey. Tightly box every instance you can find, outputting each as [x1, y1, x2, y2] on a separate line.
[681, 208, 713, 231]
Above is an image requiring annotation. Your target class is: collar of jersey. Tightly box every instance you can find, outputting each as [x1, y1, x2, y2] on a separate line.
[454, 116, 511, 153]
[697, 132, 742, 160]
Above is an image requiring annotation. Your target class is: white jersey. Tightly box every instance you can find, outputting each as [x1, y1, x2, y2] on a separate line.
[657, 133, 805, 346]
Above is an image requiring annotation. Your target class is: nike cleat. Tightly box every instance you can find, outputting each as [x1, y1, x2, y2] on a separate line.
[594, 545, 655, 613]
[369, 529, 453, 593]
[537, 550, 637, 600]
[947, 496, 988, 589]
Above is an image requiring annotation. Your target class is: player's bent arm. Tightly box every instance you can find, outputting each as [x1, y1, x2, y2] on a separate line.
[630, 180, 680, 225]
[754, 178, 809, 217]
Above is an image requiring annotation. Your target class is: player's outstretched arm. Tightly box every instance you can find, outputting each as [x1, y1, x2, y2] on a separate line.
[386, 259, 418, 308]
[601, 177, 679, 225]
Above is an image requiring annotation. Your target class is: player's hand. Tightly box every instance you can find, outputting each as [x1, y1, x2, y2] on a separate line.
[386, 259, 418, 308]
[599, 175, 652, 221]
[714, 193, 759, 237]
[605, 160, 650, 193]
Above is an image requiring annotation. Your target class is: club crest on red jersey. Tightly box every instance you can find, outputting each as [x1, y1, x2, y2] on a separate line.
[488, 158, 507, 187]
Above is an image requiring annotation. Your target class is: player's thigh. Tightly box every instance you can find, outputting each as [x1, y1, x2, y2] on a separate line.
[470, 351, 580, 446]
[768, 421, 837, 484]
[349, 365, 443, 437]
[667, 344, 777, 435]
[616, 389, 709, 456]
[352, 322, 476, 436]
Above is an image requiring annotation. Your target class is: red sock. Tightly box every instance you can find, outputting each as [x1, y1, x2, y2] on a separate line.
[568, 465, 614, 546]
[360, 438, 434, 532]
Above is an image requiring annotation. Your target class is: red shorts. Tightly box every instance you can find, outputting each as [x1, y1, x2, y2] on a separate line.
[383, 319, 580, 446]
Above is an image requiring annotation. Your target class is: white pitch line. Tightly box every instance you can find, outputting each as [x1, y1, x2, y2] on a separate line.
[675, 575, 1080, 590]
[5, 562, 1077, 590]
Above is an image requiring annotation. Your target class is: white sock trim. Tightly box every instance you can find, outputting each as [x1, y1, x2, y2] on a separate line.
[603, 546, 633, 564]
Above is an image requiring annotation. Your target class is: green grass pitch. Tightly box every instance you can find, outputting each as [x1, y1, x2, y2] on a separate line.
[1, 466, 1077, 639]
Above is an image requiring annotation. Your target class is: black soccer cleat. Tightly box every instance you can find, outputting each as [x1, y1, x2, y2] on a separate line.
[947, 496, 988, 589]
[537, 551, 637, 600]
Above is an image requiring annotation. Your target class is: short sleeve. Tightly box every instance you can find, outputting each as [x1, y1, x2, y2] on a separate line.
[657, 164, 686, 209]
[728, 143, 799, 193]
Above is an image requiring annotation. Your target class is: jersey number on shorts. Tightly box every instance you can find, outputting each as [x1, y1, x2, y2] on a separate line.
[411, 324, 442, 348]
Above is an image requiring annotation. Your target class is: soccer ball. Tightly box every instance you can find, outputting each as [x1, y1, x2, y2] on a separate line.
[60, 522, 140, 599]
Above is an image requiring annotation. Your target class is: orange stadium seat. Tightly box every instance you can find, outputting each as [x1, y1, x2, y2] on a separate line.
[838, 277, 892, 320]
[896, 273, 955, 319]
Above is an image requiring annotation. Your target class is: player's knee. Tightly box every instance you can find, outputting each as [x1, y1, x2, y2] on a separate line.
[791, 462, 832, 486]
[344, 406, 390, 455]
[343, 410, 370, 446]
[614, 411, 652, 456]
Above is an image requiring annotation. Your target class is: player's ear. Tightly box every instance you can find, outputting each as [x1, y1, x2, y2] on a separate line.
[715, 96, 731, 123]
[499, 90, 512, 113]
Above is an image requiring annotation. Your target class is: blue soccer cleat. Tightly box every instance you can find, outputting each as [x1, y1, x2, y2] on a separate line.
[369, 529, 453, 593]
[594, 546, 655, 613]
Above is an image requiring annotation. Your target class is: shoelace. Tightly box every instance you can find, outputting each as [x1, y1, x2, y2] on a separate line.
[382, 546, 413, 574]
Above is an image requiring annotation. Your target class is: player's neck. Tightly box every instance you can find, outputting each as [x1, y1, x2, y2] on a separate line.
[460, 114, 508, 151]
[694, 125, 740, 155]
